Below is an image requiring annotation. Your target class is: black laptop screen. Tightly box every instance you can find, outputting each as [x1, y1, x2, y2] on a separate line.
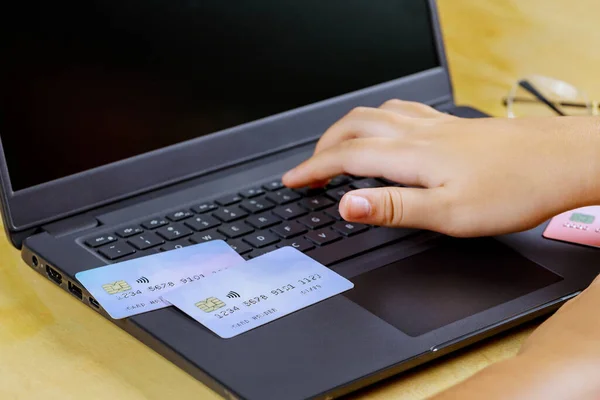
[0, 0, 440, 191]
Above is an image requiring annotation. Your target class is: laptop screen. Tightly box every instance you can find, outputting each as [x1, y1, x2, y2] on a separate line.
[1, 1, 439, 191]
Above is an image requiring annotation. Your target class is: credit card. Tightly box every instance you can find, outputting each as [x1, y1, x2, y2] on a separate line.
[543, 206, 600, 248]
[162, 246, 354, 338]
[75, 240, 244, 319]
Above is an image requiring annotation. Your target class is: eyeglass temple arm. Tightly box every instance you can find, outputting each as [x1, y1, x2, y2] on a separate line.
[502, 97, 589, 108]
[518, 80, 566, 116]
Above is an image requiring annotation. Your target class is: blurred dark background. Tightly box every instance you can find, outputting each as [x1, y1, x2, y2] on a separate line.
[0, 0, 438, 190]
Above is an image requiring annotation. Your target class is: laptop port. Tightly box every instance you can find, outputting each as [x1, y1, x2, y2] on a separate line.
[68, 281, 83, 300]
[89, 297, 100, 309]
[46, 265, 62, 285]
[31, 255, 39, 267]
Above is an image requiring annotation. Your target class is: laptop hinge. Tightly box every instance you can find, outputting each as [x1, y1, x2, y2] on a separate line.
[429, 94, 454, 109]
[42, 213, 100, 238]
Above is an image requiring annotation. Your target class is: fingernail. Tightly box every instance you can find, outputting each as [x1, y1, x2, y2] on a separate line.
[343, 194, 371, 219]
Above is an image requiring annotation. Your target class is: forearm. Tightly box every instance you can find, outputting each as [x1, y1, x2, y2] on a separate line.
[557, 117, 600, 209]
[430, 352, 600, 400]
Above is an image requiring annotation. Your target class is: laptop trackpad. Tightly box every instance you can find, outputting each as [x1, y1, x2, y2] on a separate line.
[344, 238, 562, 337]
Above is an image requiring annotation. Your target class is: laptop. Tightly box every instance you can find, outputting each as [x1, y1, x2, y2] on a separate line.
[1, 1, 599, 399]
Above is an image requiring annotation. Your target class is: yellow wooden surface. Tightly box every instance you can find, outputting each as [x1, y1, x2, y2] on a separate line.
[440, 0, 600, 117]
[1, 1, 598, 399]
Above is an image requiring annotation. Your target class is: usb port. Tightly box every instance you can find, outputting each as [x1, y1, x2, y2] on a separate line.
[89, 297, 100, 309]
[46, 265, 62, 285]
[68, 281, 83, 300]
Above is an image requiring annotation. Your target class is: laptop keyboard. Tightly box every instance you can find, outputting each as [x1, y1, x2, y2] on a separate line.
[83, 176, 418, 266]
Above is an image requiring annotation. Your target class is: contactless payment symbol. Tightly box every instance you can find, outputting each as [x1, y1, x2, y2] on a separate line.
[195, 297, 225, 313]
[102, 280, 132, 295]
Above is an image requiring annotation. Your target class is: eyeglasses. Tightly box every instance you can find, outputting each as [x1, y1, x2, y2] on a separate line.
[503, 75, 599, 117]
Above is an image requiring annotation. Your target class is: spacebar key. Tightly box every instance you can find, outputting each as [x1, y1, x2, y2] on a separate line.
[305, 227, 418, 266]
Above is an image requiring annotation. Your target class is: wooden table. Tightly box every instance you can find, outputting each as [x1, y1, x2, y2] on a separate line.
[1, 1, 598, 398]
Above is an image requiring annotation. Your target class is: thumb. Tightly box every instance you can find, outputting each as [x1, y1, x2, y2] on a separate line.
[339, 187, 446, 230]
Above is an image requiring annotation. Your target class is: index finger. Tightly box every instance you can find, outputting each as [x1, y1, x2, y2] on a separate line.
[283, 137, 425, 189]
[313, 107, 412, 156]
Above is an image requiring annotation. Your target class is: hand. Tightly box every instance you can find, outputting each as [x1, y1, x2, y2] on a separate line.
[431, 275, 600, 400]
[519, 274, 600, 369]
[282, 100, 600, 236]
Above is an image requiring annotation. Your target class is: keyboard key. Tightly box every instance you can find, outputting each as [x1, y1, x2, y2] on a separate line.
[245, 245, 279, 260]
[156, 223, 193, 241]
[327, 175, 352, 188]
[299, 195, 335, 211]
[273, 204, 308, 220]
[293, 187, 325, 197]
[277, 238, 315, 252]
[119, 248, 159, 262]
[240, 198, 275, 213]
[326, 185, 353, 201]
[332, 221, 369, 236]
[184, 215, 221, 232]
[239, 187, 264, 198]
[297, 212, 334, 230]
[228, 239, 252, 255]
[215, 194, 243, 206]
[166, 210, 194, 222]
[271, 222, 307, 239]
[115, 226, 144, 238]
[85, 234, 117, 248]
[212, 206, 248, 222]
[306, 227, 418, 266]
[141, 218, 168, 230]
[305, 229, 342, 246]
[351, 178, 385, 189]
[324, 207, 343, 221]
[265, 189, 301, 205]
[189, 230, 227, 244]
[98, 241, 135, 260]
[191, 202, 218, 214]
[218, 222, 254, 239]
[243, 231, 280, 248]
[160, 239, 192, 252]
[262, 181, 284, 191]
[128, 233, 164, 250]
[246, 213, 281, 229]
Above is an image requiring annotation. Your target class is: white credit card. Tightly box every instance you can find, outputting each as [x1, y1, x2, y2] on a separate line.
[76, 240, 244, 319]
[162, 246, 354, 339]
